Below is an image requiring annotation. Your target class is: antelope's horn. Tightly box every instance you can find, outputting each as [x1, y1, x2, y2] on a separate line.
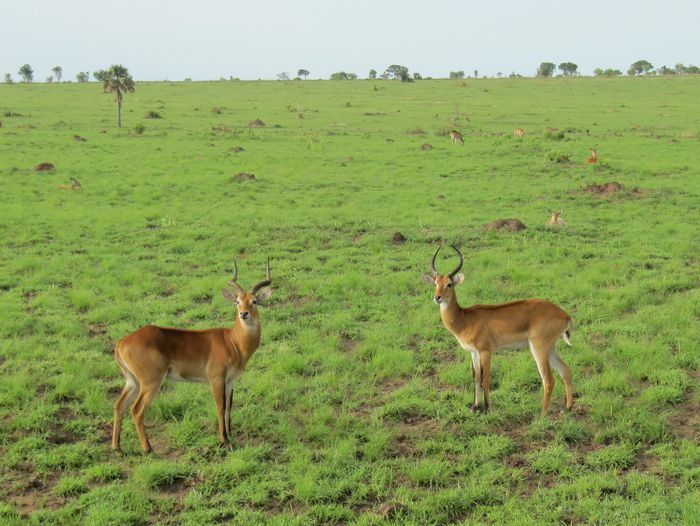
[429, 246, 442, 276]
[251, 258, 272, 294]
[448, 245, 464, 277]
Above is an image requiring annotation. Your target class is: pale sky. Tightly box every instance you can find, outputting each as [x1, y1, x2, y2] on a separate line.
[1, 0, 698, 81]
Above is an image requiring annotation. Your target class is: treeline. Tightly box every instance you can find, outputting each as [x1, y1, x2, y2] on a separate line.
[4, 60, 700, 84]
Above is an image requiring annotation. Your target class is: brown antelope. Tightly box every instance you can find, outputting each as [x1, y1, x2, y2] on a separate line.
[449, 130, 464, 144]
[57, 177, 81, 190]
[112, 258, 273, 453]
[513, 127, 525, 138]
[421, 245, 573, 415]
[586, 149, 598, 163]
[546, 209, 565, 226]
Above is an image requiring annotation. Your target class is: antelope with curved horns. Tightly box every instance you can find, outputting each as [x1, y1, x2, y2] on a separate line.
[112, 258, 273, 453]
[421, 246, 573, 415]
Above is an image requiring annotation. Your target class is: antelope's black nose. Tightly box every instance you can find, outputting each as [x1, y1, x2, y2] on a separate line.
[434, 295, 442, 304]
[240, 311, 250, 319]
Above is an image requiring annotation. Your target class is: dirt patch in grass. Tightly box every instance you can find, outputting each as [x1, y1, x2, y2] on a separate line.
[34, 162, 55, 172]
[483, 219, 527, 232]
[248, 118, 266, 127]
[668, 369, 700, 441]
[420, 143, 433, 150]
[585, 181, 623, 195]
[391, 232, 407, 243]
[73, 135, 87, 142]
[47, 407, 81, 445]
[229, 146, 245, 152]
[339, 330, 359, 353]
[232, 172, 256, 182]
[87, 322, 109, 337]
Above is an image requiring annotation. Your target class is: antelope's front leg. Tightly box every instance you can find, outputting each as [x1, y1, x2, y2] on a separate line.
[224, 379, 234, 442]
[209, 376, 228, 445]
[470, 350, 482, 411]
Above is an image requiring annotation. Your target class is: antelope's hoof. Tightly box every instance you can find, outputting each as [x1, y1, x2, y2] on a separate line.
[470, 404, 481, 413]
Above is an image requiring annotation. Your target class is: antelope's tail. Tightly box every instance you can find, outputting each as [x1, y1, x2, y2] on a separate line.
[562, 320, 573, 347]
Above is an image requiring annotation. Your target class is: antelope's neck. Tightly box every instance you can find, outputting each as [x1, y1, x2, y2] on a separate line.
[440, 295, 470, 338]
[229, 318, 261, 365]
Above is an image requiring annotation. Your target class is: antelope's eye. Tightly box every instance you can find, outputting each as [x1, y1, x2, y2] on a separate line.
[252, 300, 258, 305]
[446, 283, 452, 288]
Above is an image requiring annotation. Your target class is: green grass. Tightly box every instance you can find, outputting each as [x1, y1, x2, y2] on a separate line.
[1, 76, 698, 524]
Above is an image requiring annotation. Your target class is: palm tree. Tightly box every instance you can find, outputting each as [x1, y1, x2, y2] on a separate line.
[102, 65, 135, 128]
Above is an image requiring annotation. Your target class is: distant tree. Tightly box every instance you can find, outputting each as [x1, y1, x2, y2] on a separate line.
[673, 63, 699, 75]
[52, 66, 63, 82]
[384, 64, 410, 81]
[4, 73, 13, 84]
[277, 72, 290, 81]
[93, 69, 108, 82]
[329, 71, 358, 80]
[658, 65, 676, 75]
[76, 71, 89, 83]
[449, 70, 465, 79]
[297, 69, 309, 80]
[473, 69, 478, 78]
[627, 60, 654, 76]
[368, 69, 377, 79]
[413, 72, 422, 80]
[558, 62, 578, 76]
[46, 76, 53, 83]
[18, 64, 34, 82]
[594, 68, 622, 77]
[537, 62, 556, 77]
[101, 64, 135, 128]
[497, 72, 503, 78]
[508, 72, 522, 78]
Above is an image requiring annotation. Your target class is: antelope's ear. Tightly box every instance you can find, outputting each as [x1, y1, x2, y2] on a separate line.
[221, 289, 238, 303]
[255, 287, 272, 303]
[452, 273, 465, 286]
[420, 273, 435, 285]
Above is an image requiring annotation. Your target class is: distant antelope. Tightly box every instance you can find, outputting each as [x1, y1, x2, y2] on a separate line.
[112, 258, 273, 453]
[421, 245, 574, 414]
[57, 177, 81, 190]
[586, 149, 598, 163]
[546, 209, 565, 226]
[449, 130, 464, 144]
[513, 127, 525, 138]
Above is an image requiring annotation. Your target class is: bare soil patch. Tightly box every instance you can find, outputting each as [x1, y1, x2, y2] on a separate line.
[483, 219, 527, 232]
[34, 162, 55, 172]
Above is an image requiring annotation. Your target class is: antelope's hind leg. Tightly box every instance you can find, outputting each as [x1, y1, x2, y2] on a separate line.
[130, 377, 164, 454]
[529, 340, 555, 416]
[112, 369, 139, 452]
[549, 350, 573, 410]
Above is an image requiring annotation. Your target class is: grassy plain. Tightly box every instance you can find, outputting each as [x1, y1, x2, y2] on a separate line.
[0, 76, 698, 525]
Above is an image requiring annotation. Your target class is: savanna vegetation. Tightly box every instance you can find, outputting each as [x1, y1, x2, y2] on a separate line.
[0, 75, 698, 525]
